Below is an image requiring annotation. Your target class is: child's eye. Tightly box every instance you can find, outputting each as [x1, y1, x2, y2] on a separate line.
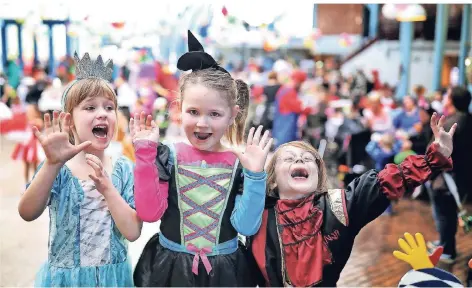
[283, 157, 295, 163]
[188, 110, 198, 115]
[304, 157, 315, 162]
[210, 112, 221, 117]
[106, 106, 115, 111]
[85, 106, 95, 111]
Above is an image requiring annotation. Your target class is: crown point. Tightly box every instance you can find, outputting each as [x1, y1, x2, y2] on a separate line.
[73, 52, 113, 82]
[106, 60, 113, 70]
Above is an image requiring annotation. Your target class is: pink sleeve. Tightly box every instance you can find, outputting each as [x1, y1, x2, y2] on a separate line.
[134, 140, 169, 222]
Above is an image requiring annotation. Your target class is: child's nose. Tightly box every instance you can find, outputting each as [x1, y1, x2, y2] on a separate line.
[96, 107, 108, 118]
[196, 116, 209, 127]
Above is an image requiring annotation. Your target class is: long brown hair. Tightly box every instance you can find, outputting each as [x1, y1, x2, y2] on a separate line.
[179, 68, 250, 145]
[63, 78, 117, 143]
[266, 141, 328, 196]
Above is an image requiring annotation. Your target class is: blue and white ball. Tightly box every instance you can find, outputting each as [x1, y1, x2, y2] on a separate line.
[399, 268, 463, 287]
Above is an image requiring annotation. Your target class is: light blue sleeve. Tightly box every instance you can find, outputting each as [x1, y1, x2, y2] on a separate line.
[26, 160, 62, 206]
[114, 157, 136, 209]
[230, 169, 266, 236]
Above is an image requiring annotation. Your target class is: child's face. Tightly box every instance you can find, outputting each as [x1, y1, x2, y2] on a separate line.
[72, 95, 117, 151]
[274, 146, 319, 198]
[181, 84, 238, 152]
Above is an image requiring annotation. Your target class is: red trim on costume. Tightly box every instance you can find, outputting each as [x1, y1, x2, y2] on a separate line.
[378, 143, 452, 200]
[276, 194, 332, 286]
[252, 210, 270, 286]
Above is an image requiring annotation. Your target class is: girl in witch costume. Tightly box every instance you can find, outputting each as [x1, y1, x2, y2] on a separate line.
[247, 113, 457, 287]
[132, 30, 273, 287]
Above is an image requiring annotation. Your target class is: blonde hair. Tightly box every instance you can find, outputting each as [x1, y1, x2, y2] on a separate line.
[266, 141, 328, 196]
[380, 133, 395, 148]
[179, 68, 250, 145]
[63, 78, 117, 143]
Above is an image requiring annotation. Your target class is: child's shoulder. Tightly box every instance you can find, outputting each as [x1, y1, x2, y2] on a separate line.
[114, 155, 135, 172]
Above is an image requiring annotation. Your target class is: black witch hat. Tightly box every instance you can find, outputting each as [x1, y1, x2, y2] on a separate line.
[177, 30, 229, 75]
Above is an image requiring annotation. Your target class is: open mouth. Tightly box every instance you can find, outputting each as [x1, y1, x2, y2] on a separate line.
[194, 132, 212, 140]
[290, 167, 309, 179]
[92, 125, 109, 139]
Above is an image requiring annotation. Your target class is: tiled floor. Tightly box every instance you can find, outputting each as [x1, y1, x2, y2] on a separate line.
[338, 199, 472, 286]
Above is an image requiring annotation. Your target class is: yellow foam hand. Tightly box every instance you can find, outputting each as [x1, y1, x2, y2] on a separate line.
[393, 233, 434, 270]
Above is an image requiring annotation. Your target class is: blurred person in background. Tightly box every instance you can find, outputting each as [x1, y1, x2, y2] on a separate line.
[114, 76, 137, 121]
[272, 70, 312, 148]
[393, 95, 421, 137]
[363, 91, 393, 133]
[427, 86, 472, 264]
[258, 71, 282, 133]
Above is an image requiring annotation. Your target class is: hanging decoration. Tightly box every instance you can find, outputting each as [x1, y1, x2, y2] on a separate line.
[263, 40, 275, 52]
[311, 28, 322, 40]
[396, 4, 426, 22]
[221, 5, 283, 35]
[221, 6, 228, 17]
[339, 33, 353, 47]
[111, 22, 126, 29]
[382, 4, 427, 22]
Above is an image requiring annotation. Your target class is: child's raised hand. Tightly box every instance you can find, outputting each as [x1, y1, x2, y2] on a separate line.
[431, 112, 456, 158]
[32, 111, 91, 165]
[231, 126, 273, 173]
[130, 111, 160, 143]
[86, 154, 113, 195]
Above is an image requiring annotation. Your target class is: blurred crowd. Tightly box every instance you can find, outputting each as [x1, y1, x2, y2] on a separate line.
[1, 52, 472, 266]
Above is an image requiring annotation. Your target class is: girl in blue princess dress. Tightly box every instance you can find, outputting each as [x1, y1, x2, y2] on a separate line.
[18, 52, 142, 287]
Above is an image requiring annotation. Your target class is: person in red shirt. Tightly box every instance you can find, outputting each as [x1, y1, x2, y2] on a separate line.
[272, 70, 312, 148]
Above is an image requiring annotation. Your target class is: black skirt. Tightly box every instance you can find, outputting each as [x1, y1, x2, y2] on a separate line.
[133, 233, 257, 287]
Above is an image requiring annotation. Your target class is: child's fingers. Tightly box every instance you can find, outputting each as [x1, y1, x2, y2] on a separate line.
[430, 113, 439, 136]
[58, 112, 66, 132]
[263, 138, 274, 154]
[229, 147, 243, 160]
[86, 159, 103, 177]
[62, 113, 71, 134]
[438, 115, 446, 128]
[129, 118, 135, 136]
[151, 120, 157, 128]
[252, 125, 263, 145]
[146, 115, 153, 129]
[32, 126, 45, 143]
[134, 113, 140, 132]
[259, 129, 269, 148]
[44, 113, 52, 134]
[52, 111, 60, 132]
[139, 111, 146, 130]
[246, 127, 255, 145]
[85, 154, 103, 170]
[89, 173, 100, 183]
[73, 141, 92, 154]
[448, 123, 457, 137]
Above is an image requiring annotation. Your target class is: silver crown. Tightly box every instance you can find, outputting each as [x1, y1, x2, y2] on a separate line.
[74, 52, 113, 82]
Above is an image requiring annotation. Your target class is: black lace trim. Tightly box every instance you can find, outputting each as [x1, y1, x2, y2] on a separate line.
[279, 230, 321, 246]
